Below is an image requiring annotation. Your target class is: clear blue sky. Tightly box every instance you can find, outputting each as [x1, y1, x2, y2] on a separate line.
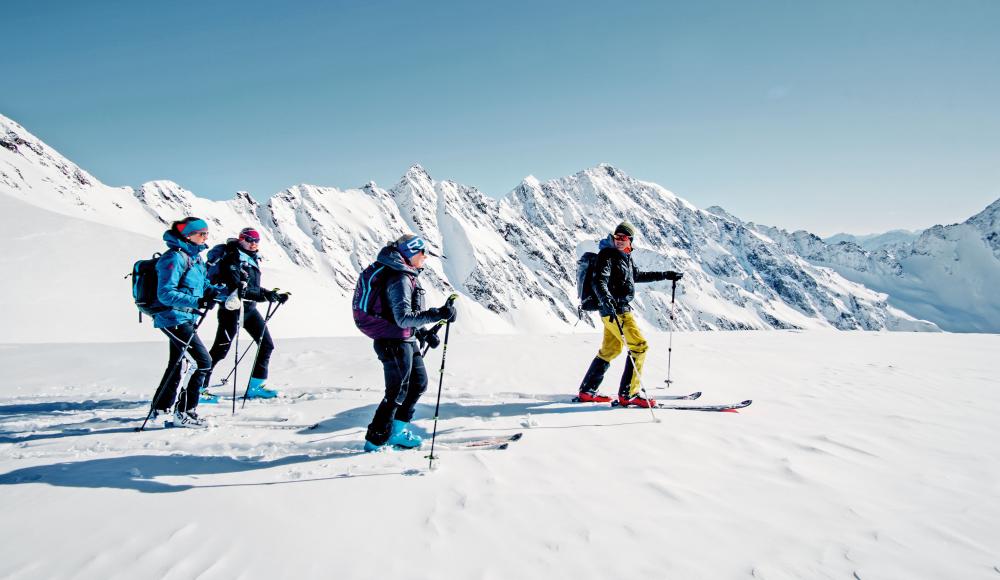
[3, 0, 998, 236]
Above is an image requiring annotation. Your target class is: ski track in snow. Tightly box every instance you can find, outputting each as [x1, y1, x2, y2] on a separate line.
[1, 332, 999, 579]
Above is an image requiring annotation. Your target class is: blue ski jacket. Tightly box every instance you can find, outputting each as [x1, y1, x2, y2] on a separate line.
[153, 231, 225, 329]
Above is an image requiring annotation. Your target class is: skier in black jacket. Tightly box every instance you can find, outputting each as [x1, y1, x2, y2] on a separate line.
[205, 227, 289, 401]
[577, 221, 683, 407]
[354, 234, 456, 452]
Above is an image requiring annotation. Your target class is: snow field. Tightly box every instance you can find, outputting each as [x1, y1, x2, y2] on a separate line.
[1, 331, 998, 579]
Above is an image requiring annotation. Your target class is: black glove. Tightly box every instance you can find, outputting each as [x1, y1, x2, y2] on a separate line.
[276, 291, 290, 304]
[263, 289, 280, 302]
[664, 271, 683, 281]
[417, 327, 441, 349]
[438, 303, 457, 322]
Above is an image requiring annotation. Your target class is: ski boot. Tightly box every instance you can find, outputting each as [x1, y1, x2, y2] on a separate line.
[574, 390, 612, 403]
[172, 409, 208, 428]
[151, 409, 171, 427]
[364, 440, 389, 452]
[245, 377, 278, 400]
[199, 388, 220, 404]
[387, 419, 422, 449]
[616, 394, 657, 408]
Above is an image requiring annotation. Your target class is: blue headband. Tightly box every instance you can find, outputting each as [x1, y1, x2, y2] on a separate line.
[179, 219, 209, 235]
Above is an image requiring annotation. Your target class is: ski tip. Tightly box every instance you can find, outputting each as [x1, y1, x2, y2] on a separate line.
[510, 433, 524, 441]
[497, 443, 509, 450]
[690, 391, 703, 399]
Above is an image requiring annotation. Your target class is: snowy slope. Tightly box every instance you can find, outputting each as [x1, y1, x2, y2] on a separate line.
[0, 332, 997, 579]
[741, 200, 1000, 333]
[825, 229, 921, 251]
[1, 112, 937, 342]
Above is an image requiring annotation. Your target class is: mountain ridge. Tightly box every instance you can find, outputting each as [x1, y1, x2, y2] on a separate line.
[1, 112, 943, 341]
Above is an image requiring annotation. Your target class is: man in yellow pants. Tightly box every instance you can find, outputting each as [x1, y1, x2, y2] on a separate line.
[577, 221, 683, 407]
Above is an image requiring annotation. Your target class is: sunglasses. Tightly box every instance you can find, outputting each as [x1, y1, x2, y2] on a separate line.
[613, 234, 632, 242]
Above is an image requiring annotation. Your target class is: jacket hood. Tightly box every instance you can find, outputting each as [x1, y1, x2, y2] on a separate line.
[164, 230, 207, 255]
[226, 238, 260, 265]
[599, 234, 629, 256]
[376, 244, 420, 276]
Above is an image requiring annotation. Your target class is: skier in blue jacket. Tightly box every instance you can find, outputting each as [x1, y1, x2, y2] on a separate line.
[149, 217, 227, 428]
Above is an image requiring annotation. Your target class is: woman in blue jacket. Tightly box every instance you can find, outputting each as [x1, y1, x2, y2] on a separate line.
[150, 217, 226, 428]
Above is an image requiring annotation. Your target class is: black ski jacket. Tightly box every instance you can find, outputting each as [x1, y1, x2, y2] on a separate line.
[207, 240, 267, 302]
[592, 236, 669, 317]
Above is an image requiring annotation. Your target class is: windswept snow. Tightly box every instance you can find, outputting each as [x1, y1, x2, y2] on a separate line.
[0, 331, 998, 579]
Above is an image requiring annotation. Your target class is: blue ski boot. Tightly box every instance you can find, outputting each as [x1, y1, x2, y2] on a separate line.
[245, 377, 278, 400]
[199, 388, 220, 404]
[364, 440, 388, 452]
[387, 419, 422, 449]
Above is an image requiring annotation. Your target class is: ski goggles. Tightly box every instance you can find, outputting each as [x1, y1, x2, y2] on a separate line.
[398, 235, 426, 259]
[239, 228, 261, 244]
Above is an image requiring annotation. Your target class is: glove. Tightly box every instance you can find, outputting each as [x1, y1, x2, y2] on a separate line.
[437, 303, 457, 323]
[276, 291, 290, 304]
[199, 287, 220, 309]
[664, 271, 684, 281]
[416, 327, 441, 350]
[263, 289, 280, 303]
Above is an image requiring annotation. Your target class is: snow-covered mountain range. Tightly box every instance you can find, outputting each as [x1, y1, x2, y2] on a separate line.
[1, 113, 945, 342]
[721, 202, 1000, 333]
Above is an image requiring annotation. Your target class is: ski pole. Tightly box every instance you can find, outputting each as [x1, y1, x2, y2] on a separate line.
[612, 314, 659, 423]
[664, 279, 677, 387]
[427, 294, 458, 470]
[216, 300, 282, 386]
[241, 298, 287, 408]
[232, 285, 245, 415]
[136, 307, 210, 432]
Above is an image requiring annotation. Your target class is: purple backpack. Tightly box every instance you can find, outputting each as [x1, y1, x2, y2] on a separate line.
[352, 263, 415, 339]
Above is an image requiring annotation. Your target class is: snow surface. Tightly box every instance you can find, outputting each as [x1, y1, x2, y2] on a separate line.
[1, 331, 998, 579]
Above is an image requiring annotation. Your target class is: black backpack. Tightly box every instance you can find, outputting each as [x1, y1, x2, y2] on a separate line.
[127, 250, 190, 322]
[577, 251, 601, 312]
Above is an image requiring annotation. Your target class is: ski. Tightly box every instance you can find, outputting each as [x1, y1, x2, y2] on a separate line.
[225, 421, 320, 431]
[573, 391, 701, 403]
[433, 433, 523, 451]
[612, 399, 752, 412]
[653, 391, 702, 401]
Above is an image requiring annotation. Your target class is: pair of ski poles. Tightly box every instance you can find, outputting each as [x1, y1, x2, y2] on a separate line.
[136, 306, 212, 432]
[607, 277, 681, 423]
[214, 296, 287, 410]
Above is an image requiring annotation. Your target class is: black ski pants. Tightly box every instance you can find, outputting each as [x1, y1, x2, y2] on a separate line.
[365, 339, 429, 445]
[209, 303, 274, 380]
[152, 323, 212, 412]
